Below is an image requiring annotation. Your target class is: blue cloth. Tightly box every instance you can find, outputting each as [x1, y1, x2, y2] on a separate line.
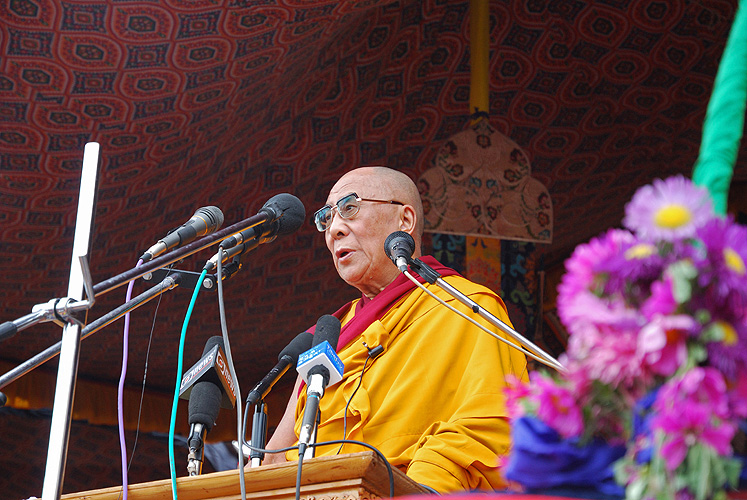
[504, 416, 625, 498]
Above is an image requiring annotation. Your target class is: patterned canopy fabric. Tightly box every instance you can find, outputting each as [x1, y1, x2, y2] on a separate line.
[0, 0, 746, 496]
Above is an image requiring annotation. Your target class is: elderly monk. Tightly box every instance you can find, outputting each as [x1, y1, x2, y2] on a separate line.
[262, 166, 528, 493]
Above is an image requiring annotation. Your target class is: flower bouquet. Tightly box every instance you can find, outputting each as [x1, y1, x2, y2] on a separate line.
[504, 176, 747, 500]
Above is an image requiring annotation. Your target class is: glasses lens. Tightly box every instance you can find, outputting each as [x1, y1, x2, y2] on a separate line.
[337, 194, 360, 219]
[314, 205, 332, 231]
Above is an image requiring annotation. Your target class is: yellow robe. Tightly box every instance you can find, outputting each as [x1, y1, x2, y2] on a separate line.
[291, 274, 529, 492]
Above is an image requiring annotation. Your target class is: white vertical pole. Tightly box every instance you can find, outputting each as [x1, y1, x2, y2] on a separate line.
[41, 142, 100, 500]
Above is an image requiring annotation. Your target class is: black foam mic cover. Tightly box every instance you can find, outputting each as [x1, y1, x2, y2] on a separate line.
[312, 314, 341, 350]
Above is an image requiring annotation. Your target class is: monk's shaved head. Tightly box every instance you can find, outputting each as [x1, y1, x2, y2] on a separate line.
[334, 166, 424, 240]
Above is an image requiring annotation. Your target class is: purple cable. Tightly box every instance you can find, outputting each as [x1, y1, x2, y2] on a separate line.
[118, 259, 142, 500]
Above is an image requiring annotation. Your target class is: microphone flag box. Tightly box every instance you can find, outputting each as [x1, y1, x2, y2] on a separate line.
[296, 341, 344, 387]
[179, 344, 237, 409]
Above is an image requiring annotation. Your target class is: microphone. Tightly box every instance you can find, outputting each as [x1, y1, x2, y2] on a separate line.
[297, 315, 343, 457]
[140, 206, 224, 262]
[384, 231, 415, 272]
[221, 193, 306, 250]
[245, 331, 314, 407]
[180, 336, 236, 476]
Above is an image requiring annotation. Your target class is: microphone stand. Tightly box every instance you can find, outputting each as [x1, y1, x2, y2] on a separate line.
[0, 273, 181, 390]
[249, 401, 268, 467]
[408, 258, 565, 372]
[41, 142, 100, 500]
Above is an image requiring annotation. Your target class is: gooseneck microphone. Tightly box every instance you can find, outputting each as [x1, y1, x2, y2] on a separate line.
[246, 331, 314, 407]
[296, 315, 343, 458]
[384, 231, 416, 272]
[221, 193, 306, 250]
[141, 206, 224, 262]
[183, 336, 234, 476]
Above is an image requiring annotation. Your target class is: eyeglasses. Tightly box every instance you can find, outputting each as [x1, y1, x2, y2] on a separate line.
[313, 192, 404, 232]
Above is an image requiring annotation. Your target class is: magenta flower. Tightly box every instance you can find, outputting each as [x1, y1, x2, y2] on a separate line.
[533, 374, 584, 439]
[637, 314, 693, 377]
[623, 176, 713, 242]
[557, 229, 634, 326]
[641, 276, 678, 319]
[651, 368, 736, 470]
[653, 405, 735, 471]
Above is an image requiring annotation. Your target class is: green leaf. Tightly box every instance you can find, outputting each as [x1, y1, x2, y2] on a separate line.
[667, 260, 697, 303]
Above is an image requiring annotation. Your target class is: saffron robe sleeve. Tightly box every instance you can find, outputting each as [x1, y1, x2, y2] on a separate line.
[290, 274, 529, 493]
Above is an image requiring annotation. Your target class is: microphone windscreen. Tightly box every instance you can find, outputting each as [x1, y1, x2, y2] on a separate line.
[195, 206, 225, 231]
[201, 335, 225, 356]
[263, 193, 306, 236]
[279, 331, 314, 363]
[312, 314, 341, 350]
[188, 381, 222, 430]
[384, 231, 415, 259]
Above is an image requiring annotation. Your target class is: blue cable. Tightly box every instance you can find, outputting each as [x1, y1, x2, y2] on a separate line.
[168, 268, 208, 500]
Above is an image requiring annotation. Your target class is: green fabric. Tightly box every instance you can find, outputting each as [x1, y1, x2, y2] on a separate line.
[692, 0, 747, 215]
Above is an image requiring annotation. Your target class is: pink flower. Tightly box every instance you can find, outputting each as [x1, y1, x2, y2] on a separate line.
[651, 368, 736, 470]
[567, 319, 651, 392]
[533, 374, 584, 439]
[637, 314, 693, 377]
[504, 375, 532, 418]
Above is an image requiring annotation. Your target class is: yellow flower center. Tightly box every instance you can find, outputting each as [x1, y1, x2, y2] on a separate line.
[717, 321, 738, 346]
[653, 204, 692, 229]
[724, 247, 746, 275]
[625, 243, 656, 260]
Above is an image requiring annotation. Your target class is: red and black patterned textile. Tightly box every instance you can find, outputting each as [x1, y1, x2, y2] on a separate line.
[1, 0, 747, 496]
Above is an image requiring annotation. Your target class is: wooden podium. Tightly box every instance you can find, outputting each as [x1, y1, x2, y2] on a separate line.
[60, 451, 430, 500]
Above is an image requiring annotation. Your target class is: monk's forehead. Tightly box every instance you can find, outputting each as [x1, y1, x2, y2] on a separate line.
[327, 170, 395, 202]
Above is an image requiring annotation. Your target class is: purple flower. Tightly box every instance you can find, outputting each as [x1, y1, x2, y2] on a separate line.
[623, 176, 713, 242]
[696, 216, 747, 302]
[705, 319, 747, 381]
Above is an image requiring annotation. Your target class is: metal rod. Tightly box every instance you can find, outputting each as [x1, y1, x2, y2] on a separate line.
[0, 274, 181, 391]
[42, 141, 100, 500]
[92, 211, 271, 298]
[435, 276, 565, 372]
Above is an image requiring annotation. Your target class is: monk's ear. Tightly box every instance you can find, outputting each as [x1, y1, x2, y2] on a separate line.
[399, 205, 416, 234]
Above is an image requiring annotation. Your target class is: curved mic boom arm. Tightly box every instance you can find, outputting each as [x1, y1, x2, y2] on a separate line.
[408, 258, 565, 372]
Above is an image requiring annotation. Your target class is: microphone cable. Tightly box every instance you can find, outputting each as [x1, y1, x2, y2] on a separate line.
[117, 265, 174, 500]
[239, 440, 395, 500]
[336, 341, 383, 455]
[168, 267, 208, 500]
[117, 258, 142, 500]
[215, 248, 247, 500]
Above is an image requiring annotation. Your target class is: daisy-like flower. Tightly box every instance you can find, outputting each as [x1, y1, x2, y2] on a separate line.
[696, 216, 747, 301]
[622, 176, 713, 242]
[705, 319, 747, 381]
